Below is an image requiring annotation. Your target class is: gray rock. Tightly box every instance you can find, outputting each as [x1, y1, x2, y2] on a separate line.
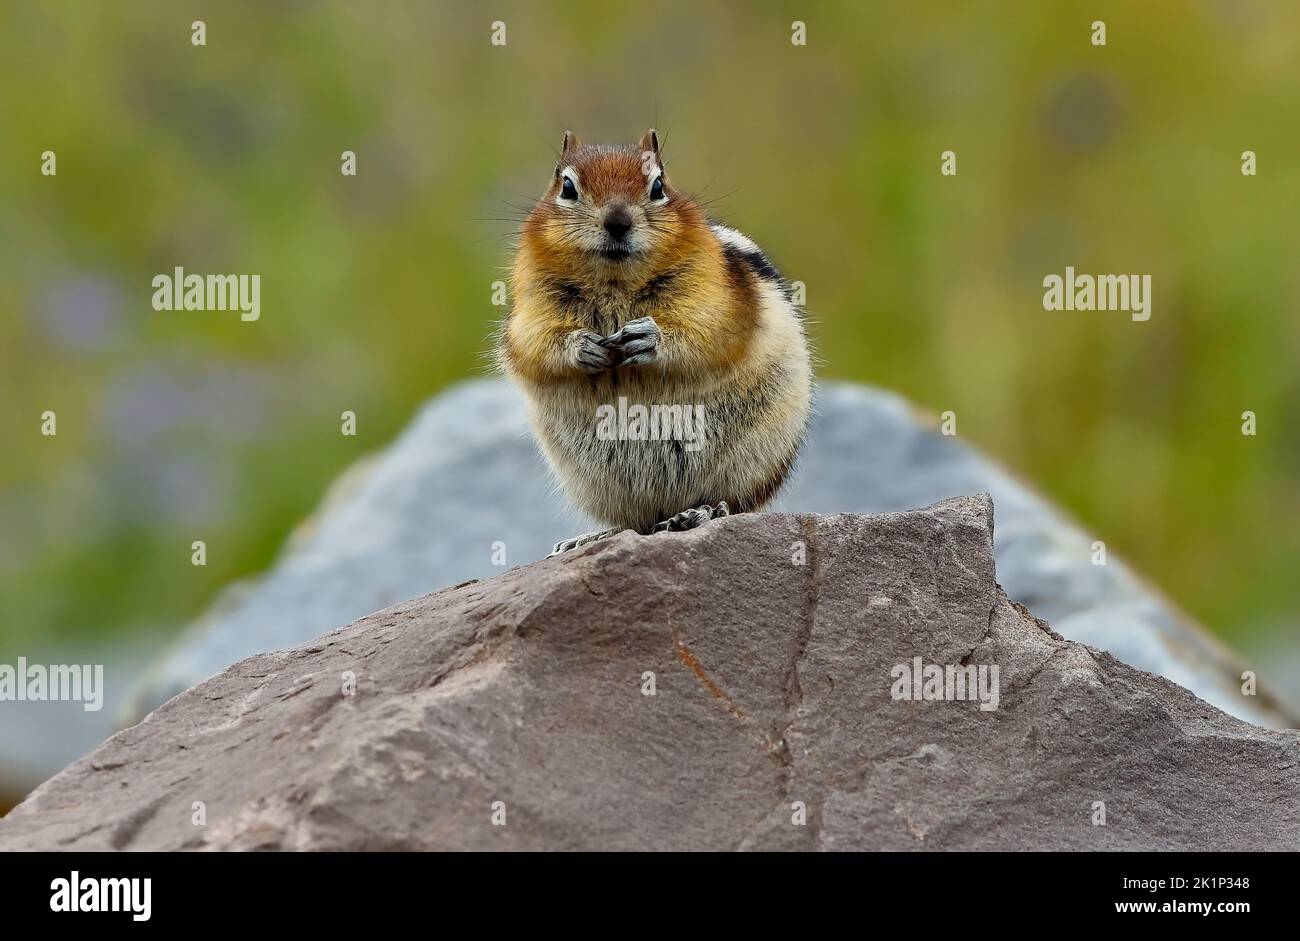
[0, 641, 157, 810]
[130, 379, 1294, 729]
[5, 497, 1295, 851]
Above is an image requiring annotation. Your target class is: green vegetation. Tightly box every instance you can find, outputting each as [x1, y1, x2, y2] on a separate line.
[1, 1, 1296, 654]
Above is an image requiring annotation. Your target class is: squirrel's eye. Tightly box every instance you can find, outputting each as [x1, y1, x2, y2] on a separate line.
[560, 177, 578, 200]
[649, 176, 665, 200]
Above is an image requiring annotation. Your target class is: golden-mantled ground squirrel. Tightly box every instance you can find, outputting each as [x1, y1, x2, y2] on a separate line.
[497, 130, 812, 554]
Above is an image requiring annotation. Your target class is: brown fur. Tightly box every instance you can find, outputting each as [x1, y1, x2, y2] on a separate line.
[502, 143, 758, 386]
[497, 131, 813, 535]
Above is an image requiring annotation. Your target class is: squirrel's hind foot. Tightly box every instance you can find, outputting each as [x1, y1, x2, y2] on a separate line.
[549, 502, 732, 556]
[650, 501, 730, 534]
[549, 527, 622, 557]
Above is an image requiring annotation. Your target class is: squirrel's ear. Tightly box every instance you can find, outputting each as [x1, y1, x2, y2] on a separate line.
[560, 130, 581, 156]
[639, 128, 661, 164]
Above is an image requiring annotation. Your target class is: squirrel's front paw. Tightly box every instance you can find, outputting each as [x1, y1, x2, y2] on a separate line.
[570, 330, 617, 373]
[600, 316, 661, 366]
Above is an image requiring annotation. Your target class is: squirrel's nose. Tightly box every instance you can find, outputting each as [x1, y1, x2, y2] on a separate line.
[603, 206, 633, 240]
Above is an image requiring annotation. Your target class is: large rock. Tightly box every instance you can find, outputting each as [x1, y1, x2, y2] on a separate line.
[4, 497, 1296, 851]
[130, 379, 1295, 729]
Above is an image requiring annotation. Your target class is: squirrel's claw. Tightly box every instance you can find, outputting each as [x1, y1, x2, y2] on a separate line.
[573, 331, 617, 373]
[651, 501, 730, 534]
[550, 503, 731, 556]
[600, 316, 661, 366]
[549, 527, 621, 556]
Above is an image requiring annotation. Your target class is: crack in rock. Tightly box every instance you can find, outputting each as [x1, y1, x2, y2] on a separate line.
[2, 496, 1296, 852]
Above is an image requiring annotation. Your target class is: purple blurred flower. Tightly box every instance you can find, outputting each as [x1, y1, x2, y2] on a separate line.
[38, 275, 122, 353]
[100, 366, 271, 447]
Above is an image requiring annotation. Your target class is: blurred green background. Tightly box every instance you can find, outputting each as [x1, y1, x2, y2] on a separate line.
[1, 0, 1296, 671]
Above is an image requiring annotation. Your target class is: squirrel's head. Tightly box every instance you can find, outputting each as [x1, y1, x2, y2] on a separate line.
[521, 129, 707, 279]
